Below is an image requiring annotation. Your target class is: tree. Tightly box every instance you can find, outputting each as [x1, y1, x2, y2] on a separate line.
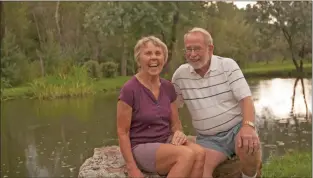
[247, 1, 312, 72]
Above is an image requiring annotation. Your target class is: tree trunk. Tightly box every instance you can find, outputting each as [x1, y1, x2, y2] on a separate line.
[0, 1, 4, 46]
[120, 12, 128, 76]
[162, 2, 180, 75]
[120, 33, 128, 76]
[282, 28, 300, 71]
[32, 11, 45, 77]
[55, 0, 62, 46]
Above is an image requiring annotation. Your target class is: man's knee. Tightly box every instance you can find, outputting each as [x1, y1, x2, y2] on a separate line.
[236, 146, 262, 167]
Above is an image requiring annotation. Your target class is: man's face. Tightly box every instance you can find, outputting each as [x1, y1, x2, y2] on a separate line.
[184, 32, 213, 69]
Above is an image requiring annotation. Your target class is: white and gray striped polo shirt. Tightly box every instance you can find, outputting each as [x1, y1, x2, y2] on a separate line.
[172, 55, 252, 136]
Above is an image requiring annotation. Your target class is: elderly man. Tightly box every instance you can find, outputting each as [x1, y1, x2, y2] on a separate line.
[171, 27, 262, 178]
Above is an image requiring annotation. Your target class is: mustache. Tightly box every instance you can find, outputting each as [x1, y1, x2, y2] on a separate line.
[187, 57, 200, 61]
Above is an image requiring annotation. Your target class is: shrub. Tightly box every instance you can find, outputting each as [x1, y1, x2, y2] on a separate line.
[84, 60, 100, 78]
[29, 65, 95, 99]
[100, 61, 119, 78]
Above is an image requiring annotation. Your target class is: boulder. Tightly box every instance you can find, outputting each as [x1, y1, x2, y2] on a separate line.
[78, 136, 262, 178]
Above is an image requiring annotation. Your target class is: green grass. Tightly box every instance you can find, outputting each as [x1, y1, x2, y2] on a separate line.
[1, 61, 311, 101]
[262, 151, 312, 178]
[93, 76, 131, 92]
[242, 60, 312, 78]
[29, 66, 96, 100]
[1, 86, 33, 100]
[0, 76, 131, 101]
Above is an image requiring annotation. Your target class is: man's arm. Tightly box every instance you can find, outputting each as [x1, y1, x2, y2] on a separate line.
[224, 58, 256, 126]
[240, 96, 256, 127]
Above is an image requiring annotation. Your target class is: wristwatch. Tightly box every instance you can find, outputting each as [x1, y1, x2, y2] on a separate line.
[243, 121, 255, 129]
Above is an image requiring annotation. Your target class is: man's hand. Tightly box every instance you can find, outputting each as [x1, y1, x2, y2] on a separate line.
[171, 130, 187, 145]
[127, 166, 144, 178]
[236, 125, 260, 155]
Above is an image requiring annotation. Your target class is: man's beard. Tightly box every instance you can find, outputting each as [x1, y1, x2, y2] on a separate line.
[188, 57, 210, 69]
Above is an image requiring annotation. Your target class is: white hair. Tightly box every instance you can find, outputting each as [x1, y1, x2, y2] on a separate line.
[134, 36, 168, 65]
[184, 27, 213, 45]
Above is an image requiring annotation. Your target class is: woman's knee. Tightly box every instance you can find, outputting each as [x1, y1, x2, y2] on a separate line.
[196, 146, 206, 161]
[185, 142, 206, 161]
[177, 146, 196, 163]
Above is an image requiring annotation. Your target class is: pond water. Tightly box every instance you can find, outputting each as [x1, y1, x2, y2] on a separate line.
[1, 78, 312, 177]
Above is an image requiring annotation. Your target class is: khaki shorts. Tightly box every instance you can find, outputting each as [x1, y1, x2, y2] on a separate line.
[131, 136, 172, 173]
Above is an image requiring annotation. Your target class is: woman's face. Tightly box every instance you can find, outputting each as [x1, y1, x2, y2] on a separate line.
[138, 41, 165, 76]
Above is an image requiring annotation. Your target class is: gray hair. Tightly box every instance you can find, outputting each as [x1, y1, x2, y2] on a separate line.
[134, 36, 168, 65]
[184, 27, 213, 45]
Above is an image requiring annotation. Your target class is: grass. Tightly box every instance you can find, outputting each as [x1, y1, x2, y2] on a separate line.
[93, 76, 131, 93]
[1, 86, 33, 100]
[1, 61, 312, 101]
[262, 151, 312, 178]
[242, 61, 312, 78]
[29, 66, 96, 100]
[0, 76, 131, 101]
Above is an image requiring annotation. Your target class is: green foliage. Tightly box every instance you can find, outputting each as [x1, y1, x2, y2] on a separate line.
[1, 77, 11, 89]
[262, 151, 312, 178]
[29, 66, 95, 100]
[246, 1, 312, 70]
[1, 29, 29, 87]
[1, 1, 310, 93]
[100, 61, 119, 78]
[83, 60, 100, 78]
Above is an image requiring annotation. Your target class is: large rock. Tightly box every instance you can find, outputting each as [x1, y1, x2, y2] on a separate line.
[78, 136, 262, 178]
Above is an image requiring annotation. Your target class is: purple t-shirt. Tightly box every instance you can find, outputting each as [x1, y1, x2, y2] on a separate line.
[118, 76, 177, 148]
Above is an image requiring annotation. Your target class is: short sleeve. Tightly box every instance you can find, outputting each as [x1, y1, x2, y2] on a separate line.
[167, 82, 177, 103]
[118, 84, 134, 108]
[171, 69, 185, 108]
[223, 58, 252, 101]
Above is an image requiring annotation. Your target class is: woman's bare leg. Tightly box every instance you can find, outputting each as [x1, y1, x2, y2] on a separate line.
[184, 141, 206, 178]
[155, 144, 196, 178]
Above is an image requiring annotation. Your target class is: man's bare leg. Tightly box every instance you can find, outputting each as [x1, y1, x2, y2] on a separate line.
[203, 148, 228, 178]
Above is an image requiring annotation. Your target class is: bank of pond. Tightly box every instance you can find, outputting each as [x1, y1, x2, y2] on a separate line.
[1, 62, 312, 101]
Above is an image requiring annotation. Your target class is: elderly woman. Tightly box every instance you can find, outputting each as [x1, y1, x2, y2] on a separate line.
[117, 36, 206, 178]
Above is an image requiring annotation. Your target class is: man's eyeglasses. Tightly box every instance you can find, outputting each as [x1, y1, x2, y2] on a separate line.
[183, 46, 203, 54]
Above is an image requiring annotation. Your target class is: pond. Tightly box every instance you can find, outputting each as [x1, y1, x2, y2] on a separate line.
[1, 77, 312, 177]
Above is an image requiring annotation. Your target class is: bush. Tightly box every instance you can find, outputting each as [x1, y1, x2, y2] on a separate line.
[84, 60, 100, 78]
[100, 61, 118, 78]
[29, 65, 95, 99]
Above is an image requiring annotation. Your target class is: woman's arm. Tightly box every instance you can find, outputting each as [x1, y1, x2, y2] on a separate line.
[116, 100, 138, 171]
[169, 100, 183, 133]
[169, 100, 188, 145]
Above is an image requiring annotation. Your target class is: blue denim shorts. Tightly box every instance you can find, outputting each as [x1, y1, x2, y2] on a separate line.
[196, 122, 242, 159]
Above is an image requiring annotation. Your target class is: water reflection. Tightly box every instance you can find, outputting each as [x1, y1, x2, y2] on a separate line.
[290, 77, 310, 120]
[25, 132, 50, 177]
[250, 78, 312, 162]
[254, 78, 312, 121]
[0, 78, 312, 178]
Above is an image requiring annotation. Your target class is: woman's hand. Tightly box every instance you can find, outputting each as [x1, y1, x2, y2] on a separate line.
[171, 130, 187, 145]
[127, 166, 144, 178]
